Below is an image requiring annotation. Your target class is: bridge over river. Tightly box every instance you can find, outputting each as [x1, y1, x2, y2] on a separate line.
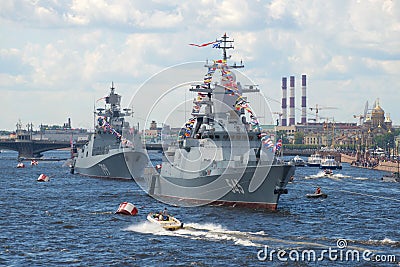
[0, 140, 86, 159]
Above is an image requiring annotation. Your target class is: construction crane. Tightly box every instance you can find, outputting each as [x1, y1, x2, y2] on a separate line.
[309, 104, 338, 123]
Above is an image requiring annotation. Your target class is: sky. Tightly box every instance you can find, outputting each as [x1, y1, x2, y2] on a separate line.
[1, 0, 399, 131]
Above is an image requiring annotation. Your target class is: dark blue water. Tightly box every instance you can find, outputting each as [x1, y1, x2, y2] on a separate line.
[1, 151, 399, 266]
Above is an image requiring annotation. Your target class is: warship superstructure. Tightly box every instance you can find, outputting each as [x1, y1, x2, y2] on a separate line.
[146, 34, 295, 210]
[72, 83, 148, 179]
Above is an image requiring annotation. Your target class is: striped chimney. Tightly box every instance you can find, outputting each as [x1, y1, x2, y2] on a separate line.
[281, 77, 287, 126]
[301, 74, 307, 124]
[289, 76, 295, 126]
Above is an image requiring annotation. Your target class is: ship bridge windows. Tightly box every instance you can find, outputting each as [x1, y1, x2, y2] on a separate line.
[231, 135, 246, 140]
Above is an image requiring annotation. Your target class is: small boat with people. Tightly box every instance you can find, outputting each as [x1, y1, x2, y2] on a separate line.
[306, 187, 327, 198]
[306, 192, 328, 199]
[147, 209, 183, 231]
[323, 169, 333, 176]
[290, 155, 306, 167]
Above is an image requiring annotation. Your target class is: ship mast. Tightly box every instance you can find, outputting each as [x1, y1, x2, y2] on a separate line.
[217, 33, 244, 68]
[110, 81, 115, 94]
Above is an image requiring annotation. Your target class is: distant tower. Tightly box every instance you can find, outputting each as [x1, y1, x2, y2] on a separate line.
[281, 77, 287, 126]
[289, 76, 295, 126]
[301, 75, 307, 124]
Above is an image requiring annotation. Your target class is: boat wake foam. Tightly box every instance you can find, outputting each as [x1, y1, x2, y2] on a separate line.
[124, 221, 164, 234]
[364, 237, 400, 247]
[125, 221, 261, 247]
[305, 172, 352, 180]
[125, 222, 400, 252]
[353, 177, 369, 180]
[171, 222, 261, 247]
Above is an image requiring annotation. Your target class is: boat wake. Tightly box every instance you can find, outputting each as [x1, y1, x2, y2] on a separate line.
[305, 171, 351, 180]
[333, 173, 351, 178]
[363, 237, 400, 247]
[353, 177, 369, 180]
[124, 221, 165, 234]
[125, 221, 261, 247]
[124, 222, 400, 253]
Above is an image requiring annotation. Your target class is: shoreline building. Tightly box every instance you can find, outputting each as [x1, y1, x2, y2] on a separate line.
[363, 99, 392, 135]
[276, 98, 394, 149]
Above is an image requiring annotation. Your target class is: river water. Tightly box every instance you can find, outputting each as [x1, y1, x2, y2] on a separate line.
[0, 150, 399, 266]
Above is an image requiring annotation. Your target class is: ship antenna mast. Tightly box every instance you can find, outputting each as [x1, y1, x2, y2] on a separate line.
[110, 81, 115, 94]
[219, 33, 233, 61]
[217, 33, 243, 68]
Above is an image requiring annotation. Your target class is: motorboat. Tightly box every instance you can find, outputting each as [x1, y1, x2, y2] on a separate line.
[320, 155, 342, 169]
[323, 169, 333, 176]
[382, 172, 400, 183]
[382, 158, 399, 182]
[147, 212, 183, 231]
[307, 153, 322, 167]
[290, 155, 306, 167]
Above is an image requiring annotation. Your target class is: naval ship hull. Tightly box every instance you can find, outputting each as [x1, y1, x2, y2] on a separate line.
[147, 164, 295, 210]
[74, 150, 148, 179]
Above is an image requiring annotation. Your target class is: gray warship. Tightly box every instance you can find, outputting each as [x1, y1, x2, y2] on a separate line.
[145, 34, 295, 210]
[72, 83, 148, 179]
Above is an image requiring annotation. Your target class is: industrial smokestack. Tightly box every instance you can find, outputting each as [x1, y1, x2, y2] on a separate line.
[281, 77, 287, 126]
[289, 76, 295, 126]
[301, 74, 307, 124]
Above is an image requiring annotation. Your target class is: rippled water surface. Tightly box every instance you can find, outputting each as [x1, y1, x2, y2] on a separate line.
[0, 151, 399, 266]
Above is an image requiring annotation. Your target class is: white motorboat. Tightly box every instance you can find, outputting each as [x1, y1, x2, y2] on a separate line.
[147, 212, 183, 231]
[382, 172, 400, 183]
[307, 153, 322, 167]
[291, 155, 306, 167]
[320, 155, 342, 169]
